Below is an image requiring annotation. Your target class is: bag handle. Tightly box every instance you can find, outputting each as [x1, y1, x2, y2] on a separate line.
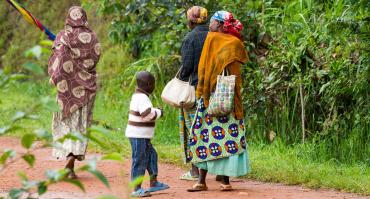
[222, 68, 229, 76]
[176, 65, 193, 84]
[175, 65, 183, 78]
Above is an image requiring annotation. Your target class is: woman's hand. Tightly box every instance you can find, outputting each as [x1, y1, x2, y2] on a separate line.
[49, 78, 55, 86]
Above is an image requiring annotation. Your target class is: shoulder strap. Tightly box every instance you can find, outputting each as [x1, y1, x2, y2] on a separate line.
[176, 65, 192, 84]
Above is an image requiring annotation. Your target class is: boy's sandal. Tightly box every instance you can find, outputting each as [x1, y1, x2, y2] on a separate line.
[131, 188, 151, 197]
[220, 184, 233, 191]
[180, 171, 199, 181]
[187, 183, 208, 192]
[147, 181, 170, 192]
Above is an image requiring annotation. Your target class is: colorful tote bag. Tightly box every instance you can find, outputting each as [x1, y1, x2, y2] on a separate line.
[207, 69, 235, 116]
[188, 98, 247, 163]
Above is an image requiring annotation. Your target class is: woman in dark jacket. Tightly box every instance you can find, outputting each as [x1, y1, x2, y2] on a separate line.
[179, 6, 209, 181]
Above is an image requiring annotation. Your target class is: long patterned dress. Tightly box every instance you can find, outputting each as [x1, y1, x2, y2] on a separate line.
[190, 98, 249, 177]
[188, 31, 250, 177]
[179, 107, 197, 163]
[48, 6, 100, 161]
[52, 100, 94, 161]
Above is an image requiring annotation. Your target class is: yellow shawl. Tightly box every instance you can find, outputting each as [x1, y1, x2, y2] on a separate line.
[196, 32, 248, 119]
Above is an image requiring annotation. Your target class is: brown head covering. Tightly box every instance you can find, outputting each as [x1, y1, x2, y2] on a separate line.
[186, 6, 208, 24]
[65, 6, 88, 27]
[48, 6, 100, 118]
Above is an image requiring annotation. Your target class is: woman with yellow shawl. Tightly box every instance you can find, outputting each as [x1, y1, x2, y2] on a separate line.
[187, 11, 250, 192]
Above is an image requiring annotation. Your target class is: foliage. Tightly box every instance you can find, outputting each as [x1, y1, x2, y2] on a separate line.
[239, 0, 369, 163]
[0, 0, 107, 71]
[247, 140, 370, 194]
[94, 0, 217, 57]
[2, 72, 369, 195]
[0, 46, 121, 199]
[1, 0, 369, 196]
[96, 0, 370, 164]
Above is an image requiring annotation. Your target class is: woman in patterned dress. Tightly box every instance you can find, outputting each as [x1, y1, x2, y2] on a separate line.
[48, 6, 100, 179]
[179, 5, 209, 181]
[187, 11, 250, 192]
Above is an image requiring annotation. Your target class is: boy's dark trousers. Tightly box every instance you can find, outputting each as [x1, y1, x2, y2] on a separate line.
[129, 138, 158, 183]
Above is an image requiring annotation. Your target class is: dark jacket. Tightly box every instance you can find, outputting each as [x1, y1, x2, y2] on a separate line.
[179, 25, 208, 86]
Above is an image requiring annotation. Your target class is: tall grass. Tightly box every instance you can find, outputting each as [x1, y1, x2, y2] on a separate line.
[95, 0, 369, 164]
[1, 79, 369, 194]
[225, 0, 370, 164]
[94, 0, 369, 164]
[0, 0, 369, 194]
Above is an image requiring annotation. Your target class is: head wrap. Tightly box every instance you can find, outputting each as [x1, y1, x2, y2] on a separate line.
[186, 6, 208, 24]
[48, 6, 100, 118]
[65, 6, 88, 27]
[211, 11, 243, 39]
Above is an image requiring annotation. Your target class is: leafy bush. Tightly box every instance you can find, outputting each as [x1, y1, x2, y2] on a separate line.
[95, 0, 369, 164]
[0, 44, 122, 199]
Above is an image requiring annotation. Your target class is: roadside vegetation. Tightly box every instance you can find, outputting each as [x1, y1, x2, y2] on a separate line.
[0, 0, 369, 196]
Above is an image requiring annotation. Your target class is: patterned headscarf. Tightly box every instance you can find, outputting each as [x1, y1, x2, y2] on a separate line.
[211, 11, 243, 39]
[186, 6, 208, 24]
[65, 6, 88, 27]
[48, 6, 100, 118]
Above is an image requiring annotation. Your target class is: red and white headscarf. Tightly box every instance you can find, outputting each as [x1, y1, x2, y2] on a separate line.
[211, 11, 243, 39]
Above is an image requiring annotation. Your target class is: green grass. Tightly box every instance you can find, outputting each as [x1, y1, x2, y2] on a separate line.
[247, 141, 370, 194]
[1, 80, 369, 195]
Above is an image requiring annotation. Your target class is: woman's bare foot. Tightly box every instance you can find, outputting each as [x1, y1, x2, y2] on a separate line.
[65, 155, 77, 179]
[68, 170, 78, 179]
[190, 164, 199, 178]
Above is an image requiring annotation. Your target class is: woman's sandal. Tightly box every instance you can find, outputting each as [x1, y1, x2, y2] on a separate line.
[220, 184, 233, 191]
[187, 183, 208, 192]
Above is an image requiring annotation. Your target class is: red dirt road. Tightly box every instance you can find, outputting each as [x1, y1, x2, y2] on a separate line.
[0, 137, 368, 199]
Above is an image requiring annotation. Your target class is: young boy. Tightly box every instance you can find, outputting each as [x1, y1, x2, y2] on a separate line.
[126, 71, 169, 197]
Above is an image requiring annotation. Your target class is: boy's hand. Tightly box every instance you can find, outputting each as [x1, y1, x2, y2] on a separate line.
[159, 108, 164, 117]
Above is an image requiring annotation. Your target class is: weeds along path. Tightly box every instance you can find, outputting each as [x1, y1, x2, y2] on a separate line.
[0, 137, 367, 199]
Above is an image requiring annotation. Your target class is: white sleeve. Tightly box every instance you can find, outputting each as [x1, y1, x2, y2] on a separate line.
[137, 95, 161, 121]
[137, 95, 153, 113]
[152, 108, 162, 118]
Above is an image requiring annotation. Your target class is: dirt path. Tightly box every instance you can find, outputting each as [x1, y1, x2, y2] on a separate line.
[0, 137, 367, 199]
